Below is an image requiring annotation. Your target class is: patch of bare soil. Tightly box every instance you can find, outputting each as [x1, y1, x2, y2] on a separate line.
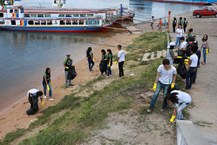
[80, 109, 176, 145]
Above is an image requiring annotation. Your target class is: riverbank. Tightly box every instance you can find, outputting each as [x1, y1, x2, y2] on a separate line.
[0, 32, 139, 140]
[1, 5, 217, 144]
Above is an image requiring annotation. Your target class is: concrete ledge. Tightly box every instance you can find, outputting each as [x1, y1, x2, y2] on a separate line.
[176, 120, 210, 145]
[142, 53, 151, 62]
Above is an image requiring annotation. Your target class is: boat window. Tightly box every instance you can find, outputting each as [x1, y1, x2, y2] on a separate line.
[35, 21, 40, 25]
[60, 20, 65, 25]
[66, 20, 71, 25]
[10, 9, 13, 13]
[86, 20, 99, 25]
[45, 14, 51, 17]
[24, 14, 30, 17]
[59, 14, 65, 17]
[14, 9, 18, 13]
[87, 14, 94, 17]
[0, 21, 4, 24]
[28, 20, 34, 25]
[11, 20, 16, 25]
[66, 14, 72, 17]
[72, 21, 78, 25]
[0, 13, 3, 18]
[31, 14, 37, 17]
[47, 21, 52, 25]
[78, 20, 84, 25]
[41, 21, 46, 25]
[80, 14, 86, 17]
[38, 14, 43, 17]
[73, 14, 79, 17]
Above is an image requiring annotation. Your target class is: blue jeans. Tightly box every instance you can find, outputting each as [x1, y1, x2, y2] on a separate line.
[87, 58, 94, 71]
[176, 103, 189, 120]
[42, 82, 52, 97]
[149, 81, 170, 109]
[202, 47, 207, 63]
[65, 71, 71, 86]
[175, 36, 181, 47]
[107, 66, 112, 76]
[186, 67, 197, 89]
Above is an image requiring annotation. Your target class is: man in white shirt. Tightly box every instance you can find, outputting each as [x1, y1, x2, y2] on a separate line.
[26, 88, 43, 115]
[117, 45, 126, 77]
[147, 59, 177, 113]
[186, 46, 198, 89]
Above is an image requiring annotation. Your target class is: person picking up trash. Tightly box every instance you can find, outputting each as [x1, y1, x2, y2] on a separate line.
[26, 88, 44, 115]
[167, 89, 191, 123]
[147, 59, 177, 113]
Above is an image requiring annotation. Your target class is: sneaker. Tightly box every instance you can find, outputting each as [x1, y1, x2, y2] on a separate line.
[69, 84, 74, 86]
[146, 108, 152, 113]
[44, 95, 46, 99]
[49, 98, 54, 101]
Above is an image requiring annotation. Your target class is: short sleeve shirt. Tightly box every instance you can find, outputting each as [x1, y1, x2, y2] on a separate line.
[118, 50, 125, 62]
[27, 88, 39, 97]
[171, 90, 191, 107]
[190, 54, 198, 67]
[157, 64, 177, 84]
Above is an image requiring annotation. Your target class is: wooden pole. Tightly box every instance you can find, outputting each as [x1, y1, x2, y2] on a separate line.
[168, 11, 171, 33]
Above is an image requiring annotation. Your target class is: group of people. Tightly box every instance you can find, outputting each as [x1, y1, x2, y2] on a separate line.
[146, 58, 192, 122]
[149, 20, 210, 122]
[26, 44, 126, 115]
[86, 44, 126, 77]
[26, 67, 53, 115]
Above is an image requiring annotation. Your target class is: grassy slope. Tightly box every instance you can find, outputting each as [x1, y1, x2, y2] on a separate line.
[1, 32, 185, 145]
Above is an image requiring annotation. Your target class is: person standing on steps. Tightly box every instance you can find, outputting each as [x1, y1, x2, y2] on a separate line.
[86, 47, 94, 71]
[63, 54, 73, 87]
[147, 59, 177, 113]
[117, 45, 126, 77]
[42, 67, 53, 101]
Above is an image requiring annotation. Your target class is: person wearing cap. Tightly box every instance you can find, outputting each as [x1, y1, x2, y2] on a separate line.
[63, 54, 73, 87]
[167, 42, 175, 65]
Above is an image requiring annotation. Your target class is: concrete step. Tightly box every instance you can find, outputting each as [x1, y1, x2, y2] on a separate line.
[142, 52, 151, 62]
[156, 51, 162, 59]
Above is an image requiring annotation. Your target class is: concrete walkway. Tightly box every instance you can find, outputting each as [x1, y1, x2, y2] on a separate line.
[169, 12, 217, 144]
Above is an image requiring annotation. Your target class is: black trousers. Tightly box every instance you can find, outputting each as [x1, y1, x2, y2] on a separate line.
[26, 95, 39, 115]
[118, 61, 124, 77]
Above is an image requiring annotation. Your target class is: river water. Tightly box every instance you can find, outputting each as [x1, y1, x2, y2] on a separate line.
[0, 0, 202, 111]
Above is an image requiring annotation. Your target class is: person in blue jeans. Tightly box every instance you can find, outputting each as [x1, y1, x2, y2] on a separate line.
[147, 59, 177, 113]
[201, 34, 209, 65]
[42, 67, 53, 100]
[186, 46, 198, 89]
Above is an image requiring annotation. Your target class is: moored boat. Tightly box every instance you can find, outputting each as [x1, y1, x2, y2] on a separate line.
[0, 1, 134, 33]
